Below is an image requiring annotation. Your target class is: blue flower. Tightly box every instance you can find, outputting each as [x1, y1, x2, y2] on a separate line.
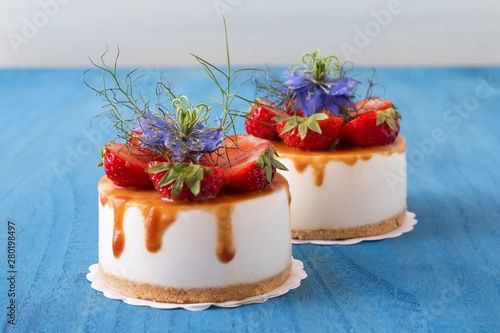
[281, 70, 359, 117]
[134, 112, 170, 148]
[133, 112, 224, 161]
[165, 123, 224, 160]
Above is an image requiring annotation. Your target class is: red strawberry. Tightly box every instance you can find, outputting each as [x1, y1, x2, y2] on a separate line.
[275, 114, 343, 150]
[354, 98, 393, 116]
[355, 97, 393, 110]
[341, 105, 401, 147]
[129, 131, 143, 146]
[284, 99, 304, 117]
[244, 99, 289, 140]
[147, 162, 224, 201]
[204, 135, 287, 192]
[101, 143, 156, 188]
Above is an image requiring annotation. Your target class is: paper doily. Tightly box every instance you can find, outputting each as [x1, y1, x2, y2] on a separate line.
[292, 211, 417, 245]
[87, 258, 306, 311]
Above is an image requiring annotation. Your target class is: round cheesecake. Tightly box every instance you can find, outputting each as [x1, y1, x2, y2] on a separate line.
[98, 174, 291, 303]
[274, 136, 407, 240]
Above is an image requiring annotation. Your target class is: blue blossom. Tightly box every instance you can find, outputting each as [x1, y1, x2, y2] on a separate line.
[165, 123, 224, 160]
[281, 70, 359, 117]
[134, 112, 224, 161]
[134, 112, 170, 148]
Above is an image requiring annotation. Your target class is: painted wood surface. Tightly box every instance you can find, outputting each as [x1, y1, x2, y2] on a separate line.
[0, 67, 499, 332]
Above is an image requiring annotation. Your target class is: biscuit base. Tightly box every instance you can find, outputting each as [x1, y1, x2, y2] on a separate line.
[98, 263, 291, 304]
[292, 209, 406, 240]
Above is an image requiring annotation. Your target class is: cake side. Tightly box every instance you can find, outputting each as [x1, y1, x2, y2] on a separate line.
[274, 136, 407, 238]
[98, 174, 291, 302]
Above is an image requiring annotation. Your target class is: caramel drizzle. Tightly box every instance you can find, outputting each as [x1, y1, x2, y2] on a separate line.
[98, 174, 289, 263]
[144, 206, 178, 253]
[111, 198, 126, 258]
[214, 206, 236, 263]
[274, 136, 406, 187]
[291, 158, 328, 187]
[292, 155, 373, 187]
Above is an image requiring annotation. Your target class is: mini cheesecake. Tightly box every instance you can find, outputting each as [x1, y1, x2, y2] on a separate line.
[98, 174, 291, 303]
[273, 136, 407, 240]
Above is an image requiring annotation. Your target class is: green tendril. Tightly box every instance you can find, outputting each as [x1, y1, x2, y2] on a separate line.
[171, 95, 212, 137]
[189, 17, 265, 166]
[294, 50, 341, 82]
[85, 17, 262, 166]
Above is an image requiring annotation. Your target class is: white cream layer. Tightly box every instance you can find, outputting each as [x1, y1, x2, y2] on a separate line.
[279, 152, 407, 230]
[98, 186, 291, 289]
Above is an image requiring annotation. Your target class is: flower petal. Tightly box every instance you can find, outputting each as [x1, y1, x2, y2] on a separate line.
[133, 112, 171, 148]
[282, 69, 359, 116]
[323, 77, 359, 95]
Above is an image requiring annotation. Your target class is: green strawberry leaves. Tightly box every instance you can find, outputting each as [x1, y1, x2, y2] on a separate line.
[256, 147, 288, 183]
[146, 163, 211, 198]
[97, 145, 105, 167]
[273, 113, 329, 140]
[375, 107, 401, 132]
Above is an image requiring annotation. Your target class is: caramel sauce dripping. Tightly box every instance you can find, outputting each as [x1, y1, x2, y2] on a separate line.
[291, 157, 329, 187]
[273, 136, 406, 188]
[213, 206, 236, 263]
[98, 174, 289, 262]
[111, 198, 126, 258]
[285, 183, 292, 206]
[144, 206, 178, 253]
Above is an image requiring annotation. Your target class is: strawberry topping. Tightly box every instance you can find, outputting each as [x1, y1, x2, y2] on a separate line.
[147, 162, 224, 201]
[244, 99, 288, 140]
[341, 98, 401, 147]
[275, 114, 343, 150]
[101, 143, 157, 188]
[204, 135, 287, 192]
[355, 97, 393, 113]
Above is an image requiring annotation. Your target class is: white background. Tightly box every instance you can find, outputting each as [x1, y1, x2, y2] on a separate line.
[1, 0, 499, 67]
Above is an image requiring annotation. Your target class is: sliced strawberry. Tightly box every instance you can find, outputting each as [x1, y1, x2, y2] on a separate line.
[147, 162, 224, 201]
[354, 98, 393, 116]
[244, 99, 288, 140]
[129, 131, 143, 146]
[101, 142, 157, 188]
[341, 107, 401, 147]
[275, 114, 343, 150]
[203, 135, 287, 192]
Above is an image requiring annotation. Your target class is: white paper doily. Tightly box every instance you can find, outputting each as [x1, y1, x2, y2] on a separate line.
[86, 258, 306, 311]
[292, 211, 417, 245]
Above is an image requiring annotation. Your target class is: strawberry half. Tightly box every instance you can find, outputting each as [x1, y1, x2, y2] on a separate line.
[244, 99, 289, 140]
[204, 135, 287, 192]
[274, 114, 343, 150]
[101, 142, 157, 188]
[147, 162, 224, 201]
[341, 101, 401, 147]
[129, 131, 143, 146]
[355, 97, 393, 114]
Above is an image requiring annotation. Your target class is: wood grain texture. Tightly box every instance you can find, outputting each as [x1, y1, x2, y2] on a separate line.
[0, 67, 499, 332]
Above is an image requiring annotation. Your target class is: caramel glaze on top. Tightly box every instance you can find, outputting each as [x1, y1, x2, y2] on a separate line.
[98, 173, 289, 263]
[272, 136, 406, 187]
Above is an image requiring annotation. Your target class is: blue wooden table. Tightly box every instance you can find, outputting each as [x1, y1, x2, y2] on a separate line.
[1, 67, 499, 332]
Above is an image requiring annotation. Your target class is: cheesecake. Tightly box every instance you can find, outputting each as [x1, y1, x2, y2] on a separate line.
[273, 136, 406, 240]
[246, 50, 407, 241]
[98, 174, 291, 303]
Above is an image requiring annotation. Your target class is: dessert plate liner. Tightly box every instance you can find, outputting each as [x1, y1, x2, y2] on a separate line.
[87, 258, 306, 311]
[292, 211, 417, 245]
